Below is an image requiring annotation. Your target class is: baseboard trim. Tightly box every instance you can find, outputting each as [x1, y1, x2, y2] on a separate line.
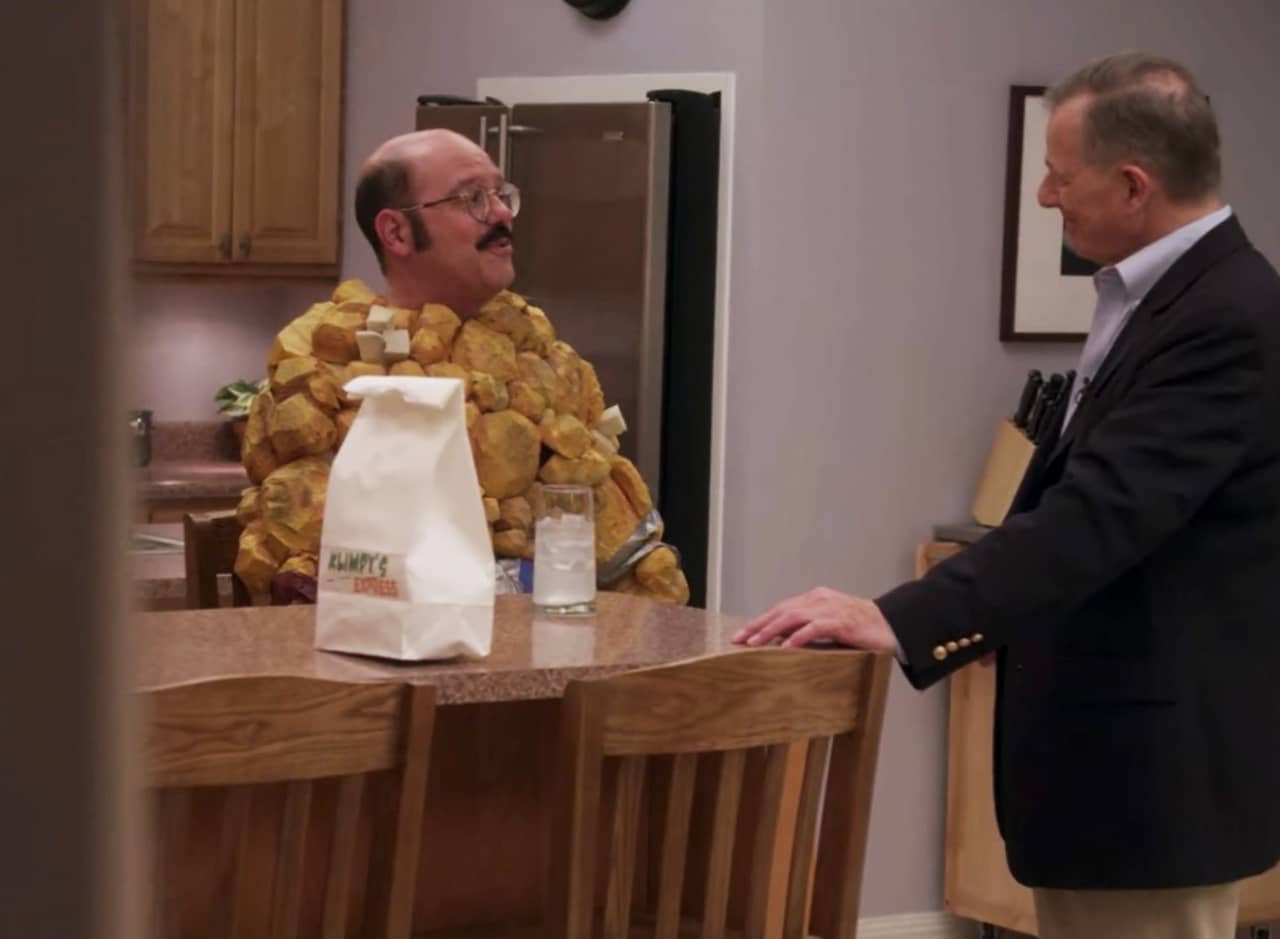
[855, 911, 974, 938]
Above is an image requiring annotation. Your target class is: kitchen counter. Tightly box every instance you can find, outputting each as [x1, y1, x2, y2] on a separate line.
[136, 595, 766, 933]
[132, 420, 249, 521]
[136, 592, 743, 703]
[137, 459, 248, 502]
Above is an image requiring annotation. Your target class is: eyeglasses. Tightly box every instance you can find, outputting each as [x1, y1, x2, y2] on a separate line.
[398, 182, 521, 224]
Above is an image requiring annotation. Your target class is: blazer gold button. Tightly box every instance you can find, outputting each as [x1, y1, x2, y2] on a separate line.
[972, 633, 984, 643]
[933, 645, 947, 661]
[946, 641, 959, 653]
[958, 638, 971, 648]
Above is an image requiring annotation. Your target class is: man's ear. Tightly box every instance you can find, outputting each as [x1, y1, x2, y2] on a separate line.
[1120, 162, 1155, 208]
[374, 208, 411, 260]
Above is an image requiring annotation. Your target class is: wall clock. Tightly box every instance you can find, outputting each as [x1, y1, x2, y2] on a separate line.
[564, 0, 630, 20]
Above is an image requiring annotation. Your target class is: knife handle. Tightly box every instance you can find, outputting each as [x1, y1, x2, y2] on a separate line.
[1048, 371, 1078, 436]
[1032, 373, 1074, 446]
[1022, 388, 1048, 438]
[1027, 374, 1061, 441]
[1030, 391, 1058, 444]
[1012, 370, 1043, 428]
[1027, 394, 1050, 442]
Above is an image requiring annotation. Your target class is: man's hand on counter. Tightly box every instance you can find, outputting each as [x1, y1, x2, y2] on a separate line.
[733, 587, 901, 656]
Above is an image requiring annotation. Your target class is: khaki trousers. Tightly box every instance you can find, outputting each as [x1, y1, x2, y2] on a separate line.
[1032, 882, 1240, 939]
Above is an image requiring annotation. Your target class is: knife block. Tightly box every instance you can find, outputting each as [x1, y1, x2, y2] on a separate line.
[971, 419, 1037, 526]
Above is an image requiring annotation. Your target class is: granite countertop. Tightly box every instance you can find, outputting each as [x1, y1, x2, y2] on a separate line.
[131, 554, 188, 608]
[137, 460, 249, 501]
[135, 593, 749, 705]
[135, 420, 248, 502]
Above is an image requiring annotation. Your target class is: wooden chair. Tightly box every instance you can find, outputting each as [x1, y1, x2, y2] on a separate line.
[143, 676, 436, 939]
[550, 647, 893, 939]
[182, 510, 250, 608]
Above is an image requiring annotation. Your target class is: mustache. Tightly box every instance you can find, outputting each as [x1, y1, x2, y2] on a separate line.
[476, 224, 514, 250]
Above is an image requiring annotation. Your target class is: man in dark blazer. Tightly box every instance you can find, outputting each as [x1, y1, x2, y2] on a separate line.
[735, 52, 1280, 939]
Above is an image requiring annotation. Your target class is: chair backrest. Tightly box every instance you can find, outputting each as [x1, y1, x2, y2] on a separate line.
[182, 510, 250, 608]
[553, 648, 892, 939]
[143, 675, 436, 939]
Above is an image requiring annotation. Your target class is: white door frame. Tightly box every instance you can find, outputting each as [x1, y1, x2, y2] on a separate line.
[478, 72, 734, 613]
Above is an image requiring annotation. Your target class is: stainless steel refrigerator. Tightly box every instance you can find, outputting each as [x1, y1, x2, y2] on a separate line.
[415, 92, 720, 606]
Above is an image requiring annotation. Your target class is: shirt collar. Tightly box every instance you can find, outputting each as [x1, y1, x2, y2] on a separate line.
[1098, 204, 1233, 304]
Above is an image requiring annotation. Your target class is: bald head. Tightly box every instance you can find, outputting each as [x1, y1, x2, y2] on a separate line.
[354, 130, 489, 270]
[362, 128, 484, 179]
[353, 127, 516, 316]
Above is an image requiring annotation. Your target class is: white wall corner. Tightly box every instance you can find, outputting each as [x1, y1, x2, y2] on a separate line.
[855, 911, 977, 939]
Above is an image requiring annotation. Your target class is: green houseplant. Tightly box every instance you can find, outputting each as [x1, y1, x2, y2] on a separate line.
[215, 378, 266, 449]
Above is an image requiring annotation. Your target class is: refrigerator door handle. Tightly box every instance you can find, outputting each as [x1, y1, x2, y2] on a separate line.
[483, 115, 526, 175]
[497, 112, 509, 175]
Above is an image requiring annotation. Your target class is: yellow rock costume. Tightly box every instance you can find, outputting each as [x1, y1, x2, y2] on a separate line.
[234, 280, 689, 606]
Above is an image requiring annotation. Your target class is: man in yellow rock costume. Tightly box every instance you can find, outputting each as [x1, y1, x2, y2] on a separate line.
[233, 129, 689, 606]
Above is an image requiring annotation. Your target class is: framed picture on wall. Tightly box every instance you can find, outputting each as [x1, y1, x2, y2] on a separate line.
[999, 84, 1095, 341]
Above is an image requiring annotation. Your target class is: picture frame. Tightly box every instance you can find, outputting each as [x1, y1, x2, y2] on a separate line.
[999, 84, 1095, 342]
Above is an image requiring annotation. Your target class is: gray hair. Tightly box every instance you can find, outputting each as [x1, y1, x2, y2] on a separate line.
[1046, 51, 1221, 203]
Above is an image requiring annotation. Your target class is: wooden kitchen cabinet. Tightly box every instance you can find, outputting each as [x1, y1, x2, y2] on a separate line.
[918, 541, 1280, 935]
[128, 0, 343, 276]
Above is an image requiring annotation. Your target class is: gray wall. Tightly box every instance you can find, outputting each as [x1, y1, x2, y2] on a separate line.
[130, 282, 319, 418]
[350, 0, 1280, 917]
[733, 0, 1280, 914]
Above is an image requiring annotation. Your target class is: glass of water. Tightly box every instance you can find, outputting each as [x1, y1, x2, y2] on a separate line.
[532, 484, 597, 615]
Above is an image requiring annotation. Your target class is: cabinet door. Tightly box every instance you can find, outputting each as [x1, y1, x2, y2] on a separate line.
[231, 0, 343, 266]
[131, 0, 236, 263]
